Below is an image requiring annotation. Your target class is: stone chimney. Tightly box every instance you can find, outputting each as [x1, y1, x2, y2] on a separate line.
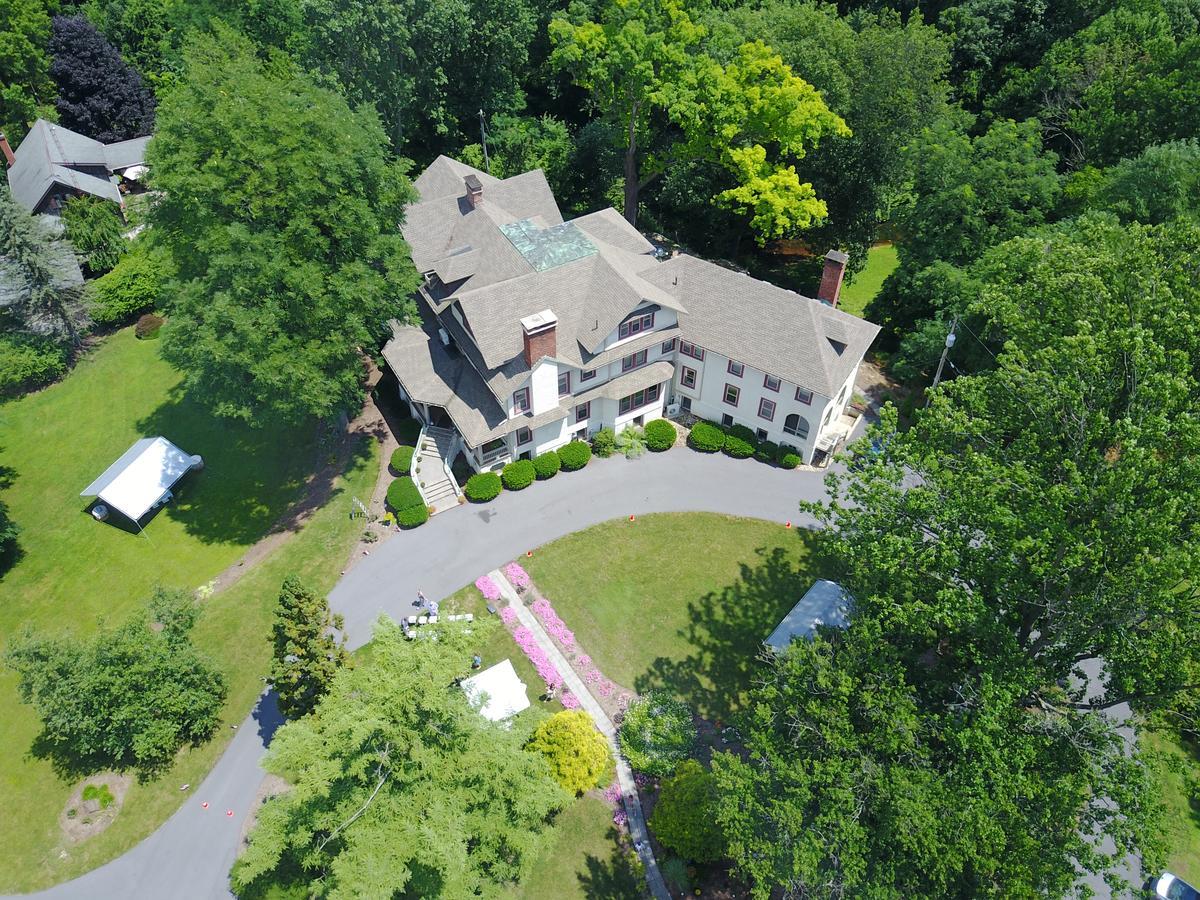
[0, 133, 14, 168]
[464, 173, 483, 208]
[817, 250, 848, 308]
[521, 310, 557, 367]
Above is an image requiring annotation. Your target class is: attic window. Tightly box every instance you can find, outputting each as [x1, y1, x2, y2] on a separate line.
[827, 338, 847, 356]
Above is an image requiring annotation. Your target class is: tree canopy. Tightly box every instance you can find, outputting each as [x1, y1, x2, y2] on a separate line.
[148, 27, 419, 425]
[0, 0, 53, 142]
[232, 618, 568, 898]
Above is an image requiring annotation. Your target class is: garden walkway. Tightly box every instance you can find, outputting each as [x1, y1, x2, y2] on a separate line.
[491, 569, 672, 900]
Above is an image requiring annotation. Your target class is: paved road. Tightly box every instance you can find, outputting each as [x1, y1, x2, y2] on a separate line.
[12, 448, 839, 900]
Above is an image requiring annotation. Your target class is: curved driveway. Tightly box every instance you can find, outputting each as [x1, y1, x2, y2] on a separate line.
[14, 448, 839, 900]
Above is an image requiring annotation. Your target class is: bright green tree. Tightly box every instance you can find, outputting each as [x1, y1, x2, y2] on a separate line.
[148, 27, 419, 425]
[648, 759, 724, 862]
[0, 0, 53, 142]
[5, 587, 227, 774]
[61, 195, 126, 274]
[269, 576, 349, 720]
[232, 618, 568, 898]
[550, 0, 847, 239]
[460, 114, 574, 196]
[1087, 139, 1200, 225]
[526, 710, 613, 795]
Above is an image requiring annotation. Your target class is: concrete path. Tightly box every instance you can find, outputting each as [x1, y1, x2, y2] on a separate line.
[493, 570, 671, 900]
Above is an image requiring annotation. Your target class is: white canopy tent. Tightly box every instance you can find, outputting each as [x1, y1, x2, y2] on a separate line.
[461, 659, 530, 722]
[81, 436, 201, 524]
[764, 579, 852, 652]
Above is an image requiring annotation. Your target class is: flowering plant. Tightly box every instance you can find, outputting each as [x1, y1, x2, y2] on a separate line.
[499, 605, 517, 625]
[511, 625, 563, 690]
[561, 691, 581, 709]
[504, 562, 531, 592]
[475, 575, 500, 602]
[530, 598, 576, 650]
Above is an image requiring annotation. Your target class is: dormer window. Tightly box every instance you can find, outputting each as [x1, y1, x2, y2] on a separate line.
[622, 350, 648, 372]
[558, 371, 571, 395]
[513, 387, 531, 413]
[618, 310, 655, 340]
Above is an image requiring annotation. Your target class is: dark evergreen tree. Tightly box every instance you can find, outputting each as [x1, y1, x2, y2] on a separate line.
[48, 14, 155, 143]
[269, 576, 349, 720]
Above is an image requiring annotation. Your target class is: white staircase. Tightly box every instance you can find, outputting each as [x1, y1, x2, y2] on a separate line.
[415, 425, 462, 514]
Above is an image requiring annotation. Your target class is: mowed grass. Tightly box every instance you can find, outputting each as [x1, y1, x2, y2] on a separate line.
[1147, 729, 1200, 884]
[0, 327, 377, 891]
[839, 242, 898, 319]
[523, 513, 817, 720]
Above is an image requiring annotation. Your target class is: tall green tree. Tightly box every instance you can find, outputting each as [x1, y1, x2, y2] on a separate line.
[269, 576, 348, 720]
[61, 195, 127, 275]
[148, 27, 419, 425]
[5, 587, 227, 774]
[459, 113, 574, 197]
[550, 0, 848, 239]
[0, 0, 53, 142]
[232, 618, 568, 898]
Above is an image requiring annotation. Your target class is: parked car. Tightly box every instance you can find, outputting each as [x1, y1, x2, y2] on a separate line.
[1156, 872, 1200, 900]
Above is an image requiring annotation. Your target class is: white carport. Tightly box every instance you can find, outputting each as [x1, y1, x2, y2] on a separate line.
[81, 436, 202, 526]
[764, 579, 852, 652]
[461, 659, 530, 722]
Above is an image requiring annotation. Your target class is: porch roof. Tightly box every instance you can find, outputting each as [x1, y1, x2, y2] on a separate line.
[573, 360, 675, 405]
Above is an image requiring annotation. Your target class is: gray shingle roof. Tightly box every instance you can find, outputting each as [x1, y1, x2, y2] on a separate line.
[640, 255, 881, 397]
[573, 360, 675, 404]
[5, 120, 147, 212]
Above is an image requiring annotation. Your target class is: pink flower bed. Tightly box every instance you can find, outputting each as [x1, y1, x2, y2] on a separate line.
[602, 781, 623, 806]
[511, 625, 562, 691]
[499, 606, 517, 625]
[475, 575, 500, 602]
[530, 598, 576, 650]
[504, 562, 531, 592]
[561, 691, 580, 709]
[576, 654, 592, 669]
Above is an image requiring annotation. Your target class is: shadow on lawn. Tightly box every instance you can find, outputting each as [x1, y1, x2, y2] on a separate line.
[134, 387, 370, 546]
[634, 529, 827, 721]
[577, 826, 646, 899]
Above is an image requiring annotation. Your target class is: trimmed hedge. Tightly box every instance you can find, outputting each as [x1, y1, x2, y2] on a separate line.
[0, 333, 67, 397]
[592, 427, 616, 458]
[533, 451, 560, 479]
[386, 476, 424, 512]
[390, 445, 415, 475]
[779, 452, 801, 469]
[396, 504, 430, 528]
[465, 471, 502, 502]
[557, 440, 592, 471]
[502, 459, 536, 490]
[754, 440, 779, 463]
[644, 418, 676, 452]
[723, 435, 755, 458]
[688, 422, 726, 452]
[727, 423, 757, 444]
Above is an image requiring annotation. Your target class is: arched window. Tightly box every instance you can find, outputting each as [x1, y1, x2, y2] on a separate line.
[783, 414, 809, 440]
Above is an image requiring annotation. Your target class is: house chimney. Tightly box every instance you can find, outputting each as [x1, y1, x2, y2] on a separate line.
[0, 133, 14, 168]
[521, 310, 557, 367]
[817, 250, 848, 308]
[464, 173, 483, 208]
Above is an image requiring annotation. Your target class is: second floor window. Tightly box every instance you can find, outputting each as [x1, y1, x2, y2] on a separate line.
[618, 310, 655, 340]
[727, 359, 744, 377]
[622, 349, 648, 372]
[724, 383, 740, 406]
[618, 383, 661, 414]
[513, 387, 530, 413]
[558, 371, 571, 395]
[796, 387, 814, 405]
[758, 398, 776, 421]
[576, 401, 590, 422]
[680, 366, 697, 389]
[764, 374, 781, 392]
[516, 426, 532, 445]
[581, 368, 596, 382]
[680, 341, 705, 361]
[661, 338, 677, 354]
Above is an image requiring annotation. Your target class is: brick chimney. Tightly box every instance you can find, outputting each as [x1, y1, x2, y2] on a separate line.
[464, 173, 483, 208]
[817, 250, 848, 308]
[0, 133, 14, 168]
[521, 310, 557, 367]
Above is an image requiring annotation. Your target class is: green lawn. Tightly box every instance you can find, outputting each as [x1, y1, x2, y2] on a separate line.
[838, 242, 898, 319]
[0, 327, 377, 891]
[522, 513, 817, 720]
[1147, 729, 1200, 884]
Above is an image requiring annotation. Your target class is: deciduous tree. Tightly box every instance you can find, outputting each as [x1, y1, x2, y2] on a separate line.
[269, 576, 348, 720]
[0, 0, 53, 142]
[648, 759, 724, 862]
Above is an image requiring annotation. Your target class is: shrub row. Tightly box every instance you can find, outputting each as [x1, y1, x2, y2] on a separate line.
[687, 420, 801, 469]
[644, 418, 677, 451]
[385, 475, 429, 528]
[533, 451, 560, 479]
[502, 459, 536, 490]
[463, 441, 593, 503]
[465, 471, 502, 502]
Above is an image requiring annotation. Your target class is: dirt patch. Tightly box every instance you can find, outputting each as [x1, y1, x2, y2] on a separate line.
[59, 773, 133, 843]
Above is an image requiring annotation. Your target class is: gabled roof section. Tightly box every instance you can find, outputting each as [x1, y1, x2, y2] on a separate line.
[640, 254, 880, 397]
[499, 218, 597, 271]
[103, 136, 150, 170]
[413, 155, 502, 202]
[6, 119, 145, 212]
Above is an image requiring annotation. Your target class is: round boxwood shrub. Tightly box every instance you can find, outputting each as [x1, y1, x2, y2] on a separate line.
[533, 451, 560, 480]
[502, 459, 536, 490]
[396, 504, 430, 528]
[754, 440, 778, 463]
[722, 435, 755, 458]
[385, 476, 423, 512]
[390, 445, 415, 475]
[557, 440, 592, 471]
[526, 710, 613, 795]
[779, 452, 801, 469]
[618, 691, 697, 777]
[687, 422, 725, 452]
[465, 471, 502, 502]
[644, 418, 676, 452]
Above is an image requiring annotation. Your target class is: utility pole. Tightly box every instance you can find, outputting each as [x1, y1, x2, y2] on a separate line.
[478, 109, 491, 175]
[928, 316, 958, 402]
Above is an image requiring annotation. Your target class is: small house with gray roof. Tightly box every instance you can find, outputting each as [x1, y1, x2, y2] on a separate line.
[1, 119, 149, 215]
[383, 156, 879, 479]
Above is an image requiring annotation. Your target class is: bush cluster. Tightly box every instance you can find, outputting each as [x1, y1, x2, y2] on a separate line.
[779, 451, 801, 469]
[591, 426, 616, 457]
[502, 459, 536, 490]
[649, 760, 725, 863]
[722, 434, 755, 458]
[533, 451, 560, 479]
[465, 471, 502, 502]
[385, 476, 428, 527]
[644, 418, 676, 451]
[557, 440, 592, 471]
[0, 333, 68, 397]
[390, 445, 414, 475]
[618, 691, 697, 777]
[396, 504, 430, 528]
[754, 440, 779, 463]
[89, 244, 170, 326]
[687, 421, 726, 452]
